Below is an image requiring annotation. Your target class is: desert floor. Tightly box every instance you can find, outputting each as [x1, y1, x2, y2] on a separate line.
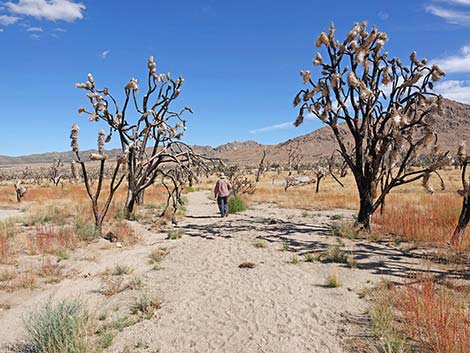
[0, 191, 464, 353]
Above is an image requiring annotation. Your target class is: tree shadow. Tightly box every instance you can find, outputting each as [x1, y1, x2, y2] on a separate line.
[180, 211, 470, 283]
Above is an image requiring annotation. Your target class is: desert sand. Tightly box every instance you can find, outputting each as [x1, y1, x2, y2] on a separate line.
[0, 191, 450, 353]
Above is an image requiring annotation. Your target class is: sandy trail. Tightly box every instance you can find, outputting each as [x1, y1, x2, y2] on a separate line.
[0, 191, 456, 353]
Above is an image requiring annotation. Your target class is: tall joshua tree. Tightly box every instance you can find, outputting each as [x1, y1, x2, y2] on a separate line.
[75, 56, 209, 219]
[70, 125, 126, 235]
[453, 143, 470, 245]
[294, 22, 449, 230]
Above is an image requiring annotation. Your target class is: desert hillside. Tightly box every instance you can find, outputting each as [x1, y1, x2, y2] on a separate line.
[1, 99, 469, 167]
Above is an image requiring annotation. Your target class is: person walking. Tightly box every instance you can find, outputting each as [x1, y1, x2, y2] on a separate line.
[214, 173, 232, 217]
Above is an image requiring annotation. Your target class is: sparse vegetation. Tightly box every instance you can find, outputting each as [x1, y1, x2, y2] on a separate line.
[253, 239, 267, 248]
[167, 229, 184, 240]
[21, 300, 88, 353]
[228, 195, 248, 214]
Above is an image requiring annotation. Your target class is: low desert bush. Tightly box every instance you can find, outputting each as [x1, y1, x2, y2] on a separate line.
[148, 247, 168, 270]
[228, 195, 247, 214]
[22, 300, 88, 353]
[131, 292, 161, 319]
[73, 218, 99, 241]
[167, 229, 184, 240]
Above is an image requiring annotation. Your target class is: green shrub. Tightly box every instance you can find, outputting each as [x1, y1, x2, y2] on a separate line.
[23, 300, 88, 353]
[74, 218, 99, 241]
[228, 195, 247, 214]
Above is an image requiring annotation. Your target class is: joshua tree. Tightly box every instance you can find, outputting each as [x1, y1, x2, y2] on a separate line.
[75, 56, 210, 219]
[70, 125, 126, 235]
[294, 22, 449, 230]
[287, 142, 303, 176]
[225, 165, 256, 196]
[255, 150, 268, 182]
[49, 158, 64, 187]
[14, 181, 27, 202]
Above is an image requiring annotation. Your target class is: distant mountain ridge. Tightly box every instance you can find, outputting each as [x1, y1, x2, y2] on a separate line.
[1, 99, 469, 167]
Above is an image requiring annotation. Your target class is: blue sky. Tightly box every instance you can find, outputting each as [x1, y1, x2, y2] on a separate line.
[0, 0, 469, 156]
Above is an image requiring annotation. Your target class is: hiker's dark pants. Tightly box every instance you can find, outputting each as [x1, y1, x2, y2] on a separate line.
[217, 196, 229, 216]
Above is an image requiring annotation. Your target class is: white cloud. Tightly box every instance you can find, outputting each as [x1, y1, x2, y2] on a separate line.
[30, 32, 40, 39]
[434, 80, 470, 103]
[100, 49, 110, 59]
[5, 0, 86, 22]
[0, 28, 4, 32]
[54, 27, 66, 31]
[440, 0, 470, 4]
[433, 45, 470, 73]
[26, 26, 43, 31]
[249, 122, 293, 134]
[0, 14, 20, 25]
[425, 5, 470, 25]
[378, 11, 390, 20]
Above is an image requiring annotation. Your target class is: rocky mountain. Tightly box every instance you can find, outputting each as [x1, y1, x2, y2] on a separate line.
[1, 99, 468, 168]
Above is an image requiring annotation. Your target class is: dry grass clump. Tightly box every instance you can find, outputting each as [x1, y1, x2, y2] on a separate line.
[0, 267, 39, 292]
[110, 222, 139, 245]
[325, 272, 341, 288]
[374, 193, 470, 253]
[318, 245, 347, 263]
[27, 225, 78, 256]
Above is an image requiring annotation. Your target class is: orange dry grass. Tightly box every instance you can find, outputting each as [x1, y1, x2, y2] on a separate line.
[111, 222, 140, 245]
[374, 193, 470, 252]
[246, 173, 358, 210]
[27, 225, 78, 255]
[0, 237, 9, 264]
[398, 276, 470, 353]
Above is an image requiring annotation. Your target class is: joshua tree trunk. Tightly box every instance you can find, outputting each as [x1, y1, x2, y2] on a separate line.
[125, 190, 137, 220]
[315, 175, 323, 193]
[453, 194, 470, 244]
[355, 178, 374, 231]
[136, 190, 145, 205]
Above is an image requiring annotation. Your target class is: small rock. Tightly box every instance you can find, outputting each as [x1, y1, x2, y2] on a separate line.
[116, 242, 123, 248]
[103, 231, 118, 243]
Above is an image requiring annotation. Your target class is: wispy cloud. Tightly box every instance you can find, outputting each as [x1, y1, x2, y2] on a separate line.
[100, 49, 110, 59]
[433, 45, 470, 73]
[440, 0, 470, 4]
[378, 11, 390, 20]
[5, 0, 86, 22]
[434, 80, 470, 103]
[425, 4, 470, 26]
[249, 122, 293, 134]
[54, 27, 66, 32]
[26, 26, 43, 32]
[0, 28, 4, 32]
[0, 14, 20, 25]
[30, 32, 40, 39]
